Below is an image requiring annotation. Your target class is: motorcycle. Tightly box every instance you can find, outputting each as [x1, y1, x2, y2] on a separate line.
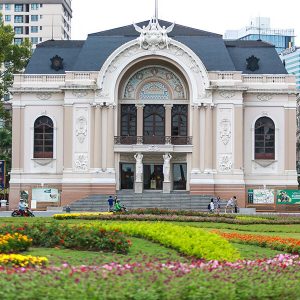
[11, 208, 35, 217]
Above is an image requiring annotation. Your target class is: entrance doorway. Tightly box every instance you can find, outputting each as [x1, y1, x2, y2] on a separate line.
[120, 163, 134, 189]
[143, 164, 164, 190]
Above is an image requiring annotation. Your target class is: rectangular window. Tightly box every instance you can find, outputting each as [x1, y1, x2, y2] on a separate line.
[0, 4, 3, 10]
[14, 26, 23, 34]
[5, 4, 11, 10]
[40, 26, 42, 30]
[173, 164, 187, 190]
[39, 37, 42, 42]
[5, 15, 11, 22]
[31, 4, 39, 10]
[14, 15, 23, 23]
[31, 26, 38, 33]
[31, 15, 38, 21]
[14, 4, 23, 12]
[40, 15, 43, 19]
[31, 37, 38, 44]
[40, 4, 43, 8]
[14, 38, 23, 45]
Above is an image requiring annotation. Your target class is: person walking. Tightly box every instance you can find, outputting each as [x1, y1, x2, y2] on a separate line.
[107, 195, 114, 212]
[209, 198, 215, 213]
[225, 197, 235, 214]
[214, 196, 221, 214]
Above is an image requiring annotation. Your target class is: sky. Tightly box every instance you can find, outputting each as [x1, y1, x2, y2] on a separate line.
[71, 0, 300, 45]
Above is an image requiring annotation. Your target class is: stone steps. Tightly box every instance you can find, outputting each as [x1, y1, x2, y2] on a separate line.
[67, 192, 215, 212]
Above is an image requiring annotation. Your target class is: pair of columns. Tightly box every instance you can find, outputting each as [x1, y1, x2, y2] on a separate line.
[93, 104, 115, 171]
[134, 152, 172, 193]
[192, 104, 214, 173]
[135, 104, 173, 137]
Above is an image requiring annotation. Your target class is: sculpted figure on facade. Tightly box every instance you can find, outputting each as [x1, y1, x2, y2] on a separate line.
[75, 116, 87, 143]
[133, 18, 174, 50]
[219, 119, 231, 145]
[134, 153, 143, 182]
[163, 153, 172, 182]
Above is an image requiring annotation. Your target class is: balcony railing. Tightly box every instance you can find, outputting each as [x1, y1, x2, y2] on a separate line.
[114, 136, 192, 145]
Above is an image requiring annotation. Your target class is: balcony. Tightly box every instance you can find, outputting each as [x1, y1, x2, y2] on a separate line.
[114, 136, 192, 145]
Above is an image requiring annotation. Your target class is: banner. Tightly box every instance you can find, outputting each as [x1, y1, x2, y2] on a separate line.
[32, 188, 59, 202]
[277, 190, 300, 204]
[0, 161, 5, 189]
[248, 189, 274, 204]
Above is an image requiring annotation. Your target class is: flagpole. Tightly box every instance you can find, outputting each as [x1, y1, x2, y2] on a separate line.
[155, 0, 158, 20]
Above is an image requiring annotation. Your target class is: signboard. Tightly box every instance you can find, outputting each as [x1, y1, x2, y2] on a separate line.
[0, 161, 5, 189]
[248, 189, 275, 204]
[277, 190, 300, 204]
[32, 188, 59, 202]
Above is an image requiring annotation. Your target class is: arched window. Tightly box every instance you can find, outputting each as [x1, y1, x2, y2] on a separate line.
[34, 116, 54, 158]
[255, 117, 275, 159]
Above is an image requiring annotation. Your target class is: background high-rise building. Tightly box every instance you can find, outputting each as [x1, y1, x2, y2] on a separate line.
[0, 0, 72, 48]
[224, 17, 295, 53]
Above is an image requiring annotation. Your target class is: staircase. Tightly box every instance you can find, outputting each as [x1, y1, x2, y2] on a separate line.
[67, 191, 214, 212]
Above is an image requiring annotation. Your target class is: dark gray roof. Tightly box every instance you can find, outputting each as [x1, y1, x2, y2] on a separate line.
[25, 40, 84, 74]
[225, 40, 287, 74]
[24, 20, 287, 75]
[90, 20, 222, 38]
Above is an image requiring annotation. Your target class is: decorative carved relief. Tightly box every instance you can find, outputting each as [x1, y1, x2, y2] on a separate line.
[75, 116, 87, 143]
[257, 93, 272, 101]
[133, 18, 174, 50]
[36, 92, 52, 100]
[96, 88, 109, 99]
[74, 154, 88, 171]
[219, 119, 231, 145]
[147, 145, 160, 152]
[219, 91, 235, 99]
[219, 155, 233, 172]
[72, 90, 88, 98]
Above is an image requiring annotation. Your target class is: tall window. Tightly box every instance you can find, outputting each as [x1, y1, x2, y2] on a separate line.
[34, 116, 54, 158]
[14, 15, 23, 23]
[255, 117, 275, 159]
[121, 105, 136, 136]
[14, 4, 23, 12]
[172, 105, 188, 136]
[144, 105, 165, 144]
[31, 15, 38, 21]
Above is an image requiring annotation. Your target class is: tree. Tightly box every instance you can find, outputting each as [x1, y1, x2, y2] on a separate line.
[0, 14, 31, 173]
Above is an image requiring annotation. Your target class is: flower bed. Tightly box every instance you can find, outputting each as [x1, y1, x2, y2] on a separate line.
[213, 230, 300, 253]
[0, 223, 130, 254]
[53, 211, 300, 224]
[0, 254, 48, 267]
[0, 233, 32, 253]
[93, 221, 240, 261]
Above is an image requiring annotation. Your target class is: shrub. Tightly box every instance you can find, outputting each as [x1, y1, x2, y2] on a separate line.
[0, 233, 32, 253]
[0, 254, 48, 267]
[0, 223, 130, 254]
[94, 221, 240, 261]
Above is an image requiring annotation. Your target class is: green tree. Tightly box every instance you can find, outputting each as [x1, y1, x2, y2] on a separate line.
[0, 14, 31, 173]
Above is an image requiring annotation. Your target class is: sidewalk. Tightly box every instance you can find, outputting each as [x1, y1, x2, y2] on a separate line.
[0, 211, 66, 217]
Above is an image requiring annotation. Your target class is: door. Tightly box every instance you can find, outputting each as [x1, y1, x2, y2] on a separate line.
[143, 164, 164, 190]
[120, 163, 134, 189]
[173, 163, 187, 190]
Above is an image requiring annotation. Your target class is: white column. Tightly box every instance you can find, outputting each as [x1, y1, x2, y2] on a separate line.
[134, 153, 143, 193]
[191, 105, 200, 171]
[204, 105, 213, 172]
[93, 105, 102, 169]
[199, 105, 206, 172]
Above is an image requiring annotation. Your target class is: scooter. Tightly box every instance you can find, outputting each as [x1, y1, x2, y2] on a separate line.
[11, 208, 35, 217]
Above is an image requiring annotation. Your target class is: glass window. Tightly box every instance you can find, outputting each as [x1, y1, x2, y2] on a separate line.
[14, 15, 23, 23]
[120, 164, 134, 189]
[40, 26, 42, 30]
[34, 116, 54, 158]
[40, 4, 43, 8]
[14, 4, 23, 12]
[31, 4, 39, 10]
[5, 4, 11, 10]
[0, 4, 3, 10]
[14, 38, 23, 45]
[14, 26, 23, 34]
[31, 37, 38, 44]
[255, 117, 275, 159]
[31, 15, 38, 21]
[121, 105, 137, 137]
[5, 15, 11, 22]
[31, 26, 38, 33]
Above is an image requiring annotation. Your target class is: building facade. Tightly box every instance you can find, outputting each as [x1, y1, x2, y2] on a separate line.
[9, 19, 298, 210]
[0, 0, 72, 47]
[224, 17, 295, 53]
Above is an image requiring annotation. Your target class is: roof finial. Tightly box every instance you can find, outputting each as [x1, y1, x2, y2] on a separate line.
[155, 0, 158, 20]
